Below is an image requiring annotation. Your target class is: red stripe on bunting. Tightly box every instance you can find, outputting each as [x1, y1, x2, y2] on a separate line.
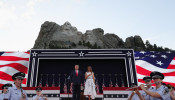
[0, 63, 28, 74]
[138, 79, 175, 87]
[167, 65, 175, 69]
[24, 52, 30, 54]
[0, 56, 29, 61]
[136, 65, 175, 76]
[0, 71, 26, 84]
[0, 71, 13, 81]
[136, 65, 151, 76]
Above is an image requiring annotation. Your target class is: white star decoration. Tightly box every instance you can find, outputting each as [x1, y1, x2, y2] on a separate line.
[150, 51, 155, 53]
[32, 51, 38, 57]
[166, 51, 171, 54]
[126, 51, 132, 56]
[156, 61, 163, 66]
[161, 55, 168, 59]
[135, 57, 140, 59]
[150, 55, 156, 58]
[79, 51, 84, 57]
[156, 52, 161, 54]
[140, 51, 146, 54]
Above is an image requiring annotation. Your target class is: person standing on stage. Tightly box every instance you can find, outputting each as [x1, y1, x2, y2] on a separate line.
[5, 72, 28, 100]
[70, 65, 83, 100]
[128, 76, 153, 100]
[84, 66, 96, 100]
[32, 87, 48, 100]
[0, 83, 12, 100]
[140, 71, 171, 100]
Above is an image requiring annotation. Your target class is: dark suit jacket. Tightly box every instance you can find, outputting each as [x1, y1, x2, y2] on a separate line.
[70, 70, 83, 85]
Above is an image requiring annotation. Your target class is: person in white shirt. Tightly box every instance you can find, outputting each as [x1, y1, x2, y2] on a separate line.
[84, 66, 96, 100]
[140, 76, 154, 100]
[140, 71, 171, 100]
[0, 83, 12, 100]
[166, 84, 175, 100]
[32, 87, 48, 100]
[128, 76, 153, 100]
[5, 72, 28, 100]
[127, 83, 144, 100]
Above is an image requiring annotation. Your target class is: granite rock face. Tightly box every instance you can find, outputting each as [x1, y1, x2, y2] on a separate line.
[33, 21, 146, 51]
[124, 35, 145, 51]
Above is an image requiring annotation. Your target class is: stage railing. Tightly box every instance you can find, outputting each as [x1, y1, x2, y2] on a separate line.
[38, 73, 127, 93]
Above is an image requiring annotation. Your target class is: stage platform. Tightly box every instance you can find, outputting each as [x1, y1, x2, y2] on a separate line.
[1, 87, 132, 100]
[12, 87, 132, 100]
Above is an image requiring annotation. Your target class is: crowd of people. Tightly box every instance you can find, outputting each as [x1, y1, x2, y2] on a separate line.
[0, 72, 49, 100]
[128, 71, 175, 100]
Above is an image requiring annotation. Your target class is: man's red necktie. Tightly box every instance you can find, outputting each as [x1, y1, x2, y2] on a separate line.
[76, 70, 78, 76]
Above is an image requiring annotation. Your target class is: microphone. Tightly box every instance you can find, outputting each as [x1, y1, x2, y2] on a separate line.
[20, 84, 25, 98]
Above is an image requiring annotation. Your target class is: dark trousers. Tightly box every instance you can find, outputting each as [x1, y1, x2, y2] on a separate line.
[72, 84, 80, 100]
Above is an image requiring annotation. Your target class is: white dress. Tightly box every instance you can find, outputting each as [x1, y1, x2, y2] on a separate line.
[84, 72, 97, 99]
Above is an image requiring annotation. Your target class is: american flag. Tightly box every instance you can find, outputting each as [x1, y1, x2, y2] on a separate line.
[38, 74, 43, 87]
[115, 82, 119, 87]
[45, 74, 49, 87]
[109, 80, 113, 87]
[95, 80, 100, 93]
[52, 74, 55, 87]
[63, 82, 67, 93]
[70, 83, 72, 93]
[135, 51, 175, 87]
[0, 52, 30, 87]
[39, 80, 42, 87]
[115, 79, 119, 87]
[102, 82, 105, 90]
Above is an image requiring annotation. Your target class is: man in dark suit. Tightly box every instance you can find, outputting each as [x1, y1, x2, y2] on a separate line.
[70, 65, 83, 100]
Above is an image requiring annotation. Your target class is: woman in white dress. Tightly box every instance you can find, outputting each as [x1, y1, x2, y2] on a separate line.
[84, 66, 97, 100]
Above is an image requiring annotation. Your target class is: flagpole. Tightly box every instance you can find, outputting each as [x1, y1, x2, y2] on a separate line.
[67, 74, 70, 99]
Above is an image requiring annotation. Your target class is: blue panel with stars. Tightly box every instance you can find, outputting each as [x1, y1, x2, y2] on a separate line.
[135, 51, 175, 69]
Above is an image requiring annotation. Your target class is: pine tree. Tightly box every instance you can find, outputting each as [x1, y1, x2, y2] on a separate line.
[145, 40, 153, 51]
[153, 44, 158, 51]
[92, 43, 98, 49]
[86, 41, 92, 48]
[71, 42, 76, 47]
[78, 41, 82, 45]
[83, 40, 86, 46]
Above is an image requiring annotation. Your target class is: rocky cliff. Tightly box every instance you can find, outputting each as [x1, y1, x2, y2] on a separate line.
[33, 21, 171, 51]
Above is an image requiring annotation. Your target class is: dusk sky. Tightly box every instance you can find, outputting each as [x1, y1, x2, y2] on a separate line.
[0, 0, 175, 51]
